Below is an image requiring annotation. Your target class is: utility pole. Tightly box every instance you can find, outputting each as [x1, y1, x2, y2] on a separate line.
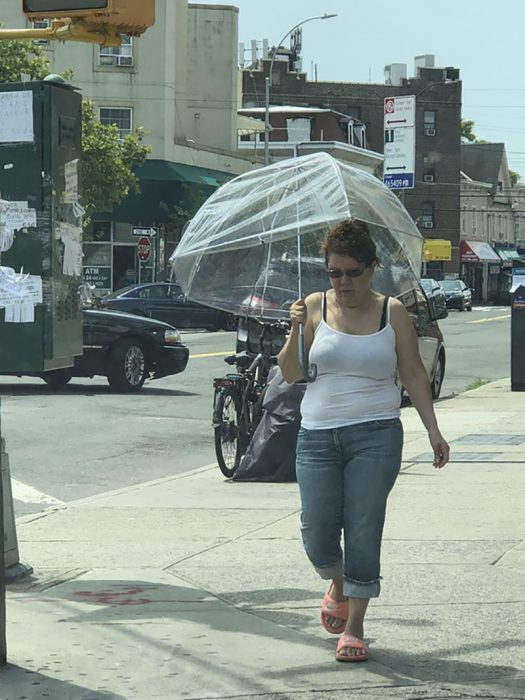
[263, 13, 337, 166]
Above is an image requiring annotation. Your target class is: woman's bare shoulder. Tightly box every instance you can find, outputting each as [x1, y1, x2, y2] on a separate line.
[304, 291, 323, 307]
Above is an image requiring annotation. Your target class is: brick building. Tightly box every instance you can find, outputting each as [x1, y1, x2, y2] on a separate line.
[242, 59, 463, 275]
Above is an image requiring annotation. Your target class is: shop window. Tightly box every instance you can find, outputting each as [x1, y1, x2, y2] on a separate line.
[99, 107, 132, 140]
[424, 110, 436, 136]
[93, 221, 112, 243]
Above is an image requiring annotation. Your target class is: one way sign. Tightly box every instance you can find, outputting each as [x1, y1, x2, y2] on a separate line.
[132, 226, 158, 237]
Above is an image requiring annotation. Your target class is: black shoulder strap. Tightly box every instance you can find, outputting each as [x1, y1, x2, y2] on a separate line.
[323, 291, 327, 322]
[379, 296, 389, 330]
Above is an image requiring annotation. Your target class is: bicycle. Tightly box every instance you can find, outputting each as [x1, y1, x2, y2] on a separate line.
[212, 320, 289, 478]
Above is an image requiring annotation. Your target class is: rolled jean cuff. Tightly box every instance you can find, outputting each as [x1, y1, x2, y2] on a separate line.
[343, 575, 381, 599]
[314, 560, 343, 580]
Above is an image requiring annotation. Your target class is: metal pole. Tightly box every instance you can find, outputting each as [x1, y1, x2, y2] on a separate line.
[0, 401, 6, 666]
[264, 76, 270, 166]
[262, 13, 337, 167]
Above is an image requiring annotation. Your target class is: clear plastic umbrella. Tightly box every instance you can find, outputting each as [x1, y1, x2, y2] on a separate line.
[170, 152, 424, 380]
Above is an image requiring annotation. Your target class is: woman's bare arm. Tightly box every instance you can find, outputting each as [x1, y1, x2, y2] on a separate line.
[391, 299, 449, 468]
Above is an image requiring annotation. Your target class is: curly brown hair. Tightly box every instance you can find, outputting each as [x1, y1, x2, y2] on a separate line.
[321, 219, 380, 267]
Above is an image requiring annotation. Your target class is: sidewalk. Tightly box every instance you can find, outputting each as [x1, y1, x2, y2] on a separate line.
[1, 379, 524, 700]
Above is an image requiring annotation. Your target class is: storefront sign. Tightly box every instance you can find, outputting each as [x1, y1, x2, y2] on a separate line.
[83, 266, 112, 291]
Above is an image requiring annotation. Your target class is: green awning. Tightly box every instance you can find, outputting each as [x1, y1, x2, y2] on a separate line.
[497, 248, 522, 262]
[136, 159, 232, 187]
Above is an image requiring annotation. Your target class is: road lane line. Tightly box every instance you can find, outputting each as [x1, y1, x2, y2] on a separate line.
[189, 351, 232, 359]
[467, 314, 510, 325]
[11, 479, 64, 506]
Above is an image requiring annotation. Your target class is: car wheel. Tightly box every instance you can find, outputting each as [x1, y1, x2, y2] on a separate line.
[467, 304, 473, 311]
[107, 339, 147, 392]
[220, 313, 238, 332]
[431, 352, 445, 399]
[42, 369, 72, 391]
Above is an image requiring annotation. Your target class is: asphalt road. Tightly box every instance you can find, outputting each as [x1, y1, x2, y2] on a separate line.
[0, 305, 512, 518]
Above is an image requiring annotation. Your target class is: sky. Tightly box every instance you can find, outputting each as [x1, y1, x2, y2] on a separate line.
[204, 0, 525, 177]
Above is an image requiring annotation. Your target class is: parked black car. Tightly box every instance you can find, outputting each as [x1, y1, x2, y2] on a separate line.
[420, 278, 448, 320]
[439, 279, 473, 311]
[98, 282, 238, 331]
[2, 309, 190, 392]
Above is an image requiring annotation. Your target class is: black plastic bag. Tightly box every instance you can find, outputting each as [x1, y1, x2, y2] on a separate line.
[233, 367, 305, 482]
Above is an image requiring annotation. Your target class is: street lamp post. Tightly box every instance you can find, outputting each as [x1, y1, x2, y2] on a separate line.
[263, 13, 337, 166]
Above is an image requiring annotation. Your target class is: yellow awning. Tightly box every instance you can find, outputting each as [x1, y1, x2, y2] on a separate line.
[237, 114, 268, 134]
[423, 239, 451, 261]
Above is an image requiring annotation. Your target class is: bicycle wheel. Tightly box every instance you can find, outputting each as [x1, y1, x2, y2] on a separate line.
[214, 387, 242, 477]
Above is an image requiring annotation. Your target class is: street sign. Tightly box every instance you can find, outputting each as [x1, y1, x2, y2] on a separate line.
[132, 226, 157, 237]
[383, 95, 416, 190]
[384, 96, 415, 128]
[137, 237, 151, 262]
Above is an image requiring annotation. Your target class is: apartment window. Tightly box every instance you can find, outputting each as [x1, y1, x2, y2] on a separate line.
[32, 19, 50, 45]
[99, 108, 132, 139]
[422, 201, 435, 228]
[424, 110, 436, 136]
[99, 35, 133, 67]
[423, 156, 436, 183]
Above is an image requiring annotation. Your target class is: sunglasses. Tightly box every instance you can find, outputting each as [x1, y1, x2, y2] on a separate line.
[326, 266, 366, 279]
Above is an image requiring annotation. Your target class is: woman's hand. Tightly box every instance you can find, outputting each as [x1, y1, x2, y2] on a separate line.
[428, 428, 449, 469]
[289, 297, 308, 329]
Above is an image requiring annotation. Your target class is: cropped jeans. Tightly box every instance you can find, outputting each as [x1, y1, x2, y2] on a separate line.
[296, 418, 403, 599]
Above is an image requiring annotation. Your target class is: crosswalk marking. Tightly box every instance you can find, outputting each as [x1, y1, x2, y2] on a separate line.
[11, 479, 64, 506]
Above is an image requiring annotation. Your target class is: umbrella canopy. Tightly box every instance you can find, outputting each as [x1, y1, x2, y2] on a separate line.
[170, 152, 424, 320]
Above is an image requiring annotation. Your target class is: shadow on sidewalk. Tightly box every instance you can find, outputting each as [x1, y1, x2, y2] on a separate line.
[20, 578, 523, 689]
[0, 664, 126, 699]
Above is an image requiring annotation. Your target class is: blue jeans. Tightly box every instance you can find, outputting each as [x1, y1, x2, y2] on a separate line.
[296, 419, 403, 598]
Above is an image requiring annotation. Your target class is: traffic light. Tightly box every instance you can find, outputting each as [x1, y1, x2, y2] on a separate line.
[22, 0, 155, 36]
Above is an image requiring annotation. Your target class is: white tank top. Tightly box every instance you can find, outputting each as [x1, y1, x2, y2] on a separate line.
[300, 295, 401, 429]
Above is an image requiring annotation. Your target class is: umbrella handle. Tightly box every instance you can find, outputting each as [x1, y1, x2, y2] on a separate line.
[298, 324, 317, 382]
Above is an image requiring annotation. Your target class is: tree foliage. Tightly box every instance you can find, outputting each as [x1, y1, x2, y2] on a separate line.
[509, 169, 522, 187]
[81, 99, 150, 221]
[0, 29, 150, 219]
[0, 24, 49, 82]
[461, 119, 477, 143]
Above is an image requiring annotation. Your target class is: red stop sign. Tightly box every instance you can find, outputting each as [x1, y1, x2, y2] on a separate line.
[137, 237, 151, 262]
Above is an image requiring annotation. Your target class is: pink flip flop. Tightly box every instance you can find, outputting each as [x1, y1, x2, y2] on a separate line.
[336, 634, 369, 662]
[320, 583, 348, 635]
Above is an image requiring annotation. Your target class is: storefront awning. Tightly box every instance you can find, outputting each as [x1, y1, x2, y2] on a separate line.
[460, 240, 500, 263]
[497, 248, 523, 262]
[136, 159, 232, 188]
[237, 114, 267, 134]
[423, 239, 451, 261]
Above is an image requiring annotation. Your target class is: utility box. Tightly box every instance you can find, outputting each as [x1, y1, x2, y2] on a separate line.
[511, 284, 525, 392]
[0, 80, 83, 372]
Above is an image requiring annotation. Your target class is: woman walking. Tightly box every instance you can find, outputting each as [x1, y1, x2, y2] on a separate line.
[278, 219, 449, 662]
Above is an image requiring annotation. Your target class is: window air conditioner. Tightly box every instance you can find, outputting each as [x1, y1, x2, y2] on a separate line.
[117, 55, 134, 67]
[423, 221, 434, 228]
[423, 174, 435, 183]
[424, 127, 436, 136]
